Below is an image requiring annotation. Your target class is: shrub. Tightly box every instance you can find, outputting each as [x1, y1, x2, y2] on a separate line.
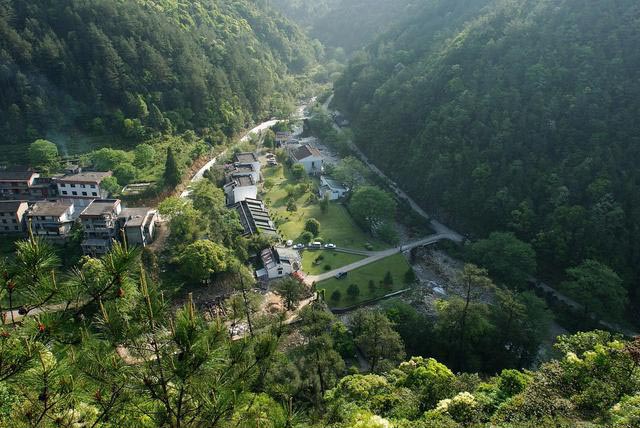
[330, 290, 341, 302]
[324, 264, 332, 271]
[347, 284, 360, 300]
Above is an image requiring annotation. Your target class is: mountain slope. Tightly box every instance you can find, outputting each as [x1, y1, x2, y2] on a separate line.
[334, 0, 640, 317]
[268, 0, 417, 52]
[0, 0, 318, 152]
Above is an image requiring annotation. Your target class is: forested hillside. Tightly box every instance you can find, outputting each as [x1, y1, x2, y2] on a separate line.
[0, 0, 320, 154]
[268, 0, 415, 52]
[334, 0, 640, 322]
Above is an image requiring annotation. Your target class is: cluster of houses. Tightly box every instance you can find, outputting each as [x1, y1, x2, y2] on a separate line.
[224, 142, 350, 282]
[0, 166, 157, 255]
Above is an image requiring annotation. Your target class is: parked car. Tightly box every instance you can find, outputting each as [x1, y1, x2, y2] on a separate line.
[308, 241, 322, 249]
[286, 240, 293, 247]
[324, 243, 336, 249]
[267, 160, 278, 166]
[292, 243, 304, 249]
[335, 271, 347, 279]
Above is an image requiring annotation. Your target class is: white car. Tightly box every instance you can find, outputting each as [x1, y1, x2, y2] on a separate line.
[286, 240, 293, 247]
[292, 243, 304, 249]
[324, 243, 336, 249]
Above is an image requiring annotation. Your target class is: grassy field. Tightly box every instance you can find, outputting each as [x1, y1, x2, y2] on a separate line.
[317, 253, 412, 309]
[301, 250, 365, 275]
[262, 166, 388, 251]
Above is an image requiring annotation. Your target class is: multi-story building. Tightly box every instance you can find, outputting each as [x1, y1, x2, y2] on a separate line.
[55, 171, 113, 207]
[0, 200, 28, 234]
[26, 201, 76, 240]
[120, 207, 158, 248]
[79, 199, 122, 255]
[0, 170, 40, 200]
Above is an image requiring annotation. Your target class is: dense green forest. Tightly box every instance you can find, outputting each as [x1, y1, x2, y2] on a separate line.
[0, 0, 321, 158]
[1, 232, 639, 427]
[267, 0, 416, 53]
[333, 0, 640, 323]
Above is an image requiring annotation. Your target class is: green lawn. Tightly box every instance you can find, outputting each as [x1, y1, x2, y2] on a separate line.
[301, 250, 365, 275]
[318, 253, 413, 309]
[262, 166, 388, 251]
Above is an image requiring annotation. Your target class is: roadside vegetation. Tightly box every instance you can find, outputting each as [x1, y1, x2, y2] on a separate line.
[319, 253, 412, 308]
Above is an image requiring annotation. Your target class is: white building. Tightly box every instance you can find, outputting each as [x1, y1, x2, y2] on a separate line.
[120, 207, 158, 248]
[223, 176, 258, 205]
[319, 176, 348, 200]
[289, 145, 324, 175]
[26, 200, 77, 240]
[56, 171, 113, 207]
[258, 246, 301, 279]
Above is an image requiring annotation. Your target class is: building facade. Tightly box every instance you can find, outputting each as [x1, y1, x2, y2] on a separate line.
[56, 171, 112, 207]
[0, 200, 28, 234]
[79, 199, 122, 255]
[26, 201, 76, 240]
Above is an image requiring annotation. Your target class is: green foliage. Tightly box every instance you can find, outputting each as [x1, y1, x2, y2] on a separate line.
[112, 162, 137, 185]
[291, 163, 306, 179]
[177, 240, 231, 283]
[470, 232, 537, 288]
[133, 143, 156, 168]
[163, 146, 181, 188]
[349, 186, 396, 234]
[101, 176, 120, 194]
[0, 0, 319, 150]
[560, 259, 628, 320]
[28, 139, 58, 172]
[273, 277, 306, 310]
[334, 0, 640, 323]
[304, 218, 321, 236]
[347, 284, 360, 300]
[350, 309, 405, 372]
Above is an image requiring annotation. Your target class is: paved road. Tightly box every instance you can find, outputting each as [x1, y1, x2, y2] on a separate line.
[180, 102, 310, 198]
[305, 233, 452, 284]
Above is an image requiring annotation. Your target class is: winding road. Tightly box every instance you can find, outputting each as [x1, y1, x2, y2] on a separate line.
[305, 233, 454, 284]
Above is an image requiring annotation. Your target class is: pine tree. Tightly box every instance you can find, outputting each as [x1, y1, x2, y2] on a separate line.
[163, 146, 181, 188]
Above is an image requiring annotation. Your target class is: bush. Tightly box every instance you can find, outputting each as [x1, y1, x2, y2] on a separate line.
[384, 271, 393, 286]
[299, 231, 314, 244]
[286, 198, 297, 212]
[347, 284, 360, 300]
[330, 289, 342, 302]
[305, 218, 321, 236]
[404, 268, 417, 284]
[324, 264, 332, 271]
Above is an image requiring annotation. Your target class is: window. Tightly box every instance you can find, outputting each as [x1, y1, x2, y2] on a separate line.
[72, 191, 77, 196]
[92, 192, 97, 196]
[82, 192, 87, 196]
[3, 226, 7, 231]
[90, 184, 96, 188]
[1, 219, 6, 224]
[62, 191, 68, 195]
[70, 184, 76, 188]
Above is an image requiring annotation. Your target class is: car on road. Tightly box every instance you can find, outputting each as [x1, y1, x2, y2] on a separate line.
[292, 243, 304, 249]
[324, 243, 336, 249]
[267, 160, 278, 166]
[308, 241, 322, 249]
[335, 271, 347, 279]
[285, 240, 293, 247]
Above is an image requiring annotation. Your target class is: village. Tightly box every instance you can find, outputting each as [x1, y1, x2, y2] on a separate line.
[0, 104, 461, 330]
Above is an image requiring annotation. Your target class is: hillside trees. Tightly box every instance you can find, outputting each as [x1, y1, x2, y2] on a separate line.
[27, 139, 59, 173]
[349, 186, 396, 235]
[333, 0, 640, 322]
[0, 0, 319, 153]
